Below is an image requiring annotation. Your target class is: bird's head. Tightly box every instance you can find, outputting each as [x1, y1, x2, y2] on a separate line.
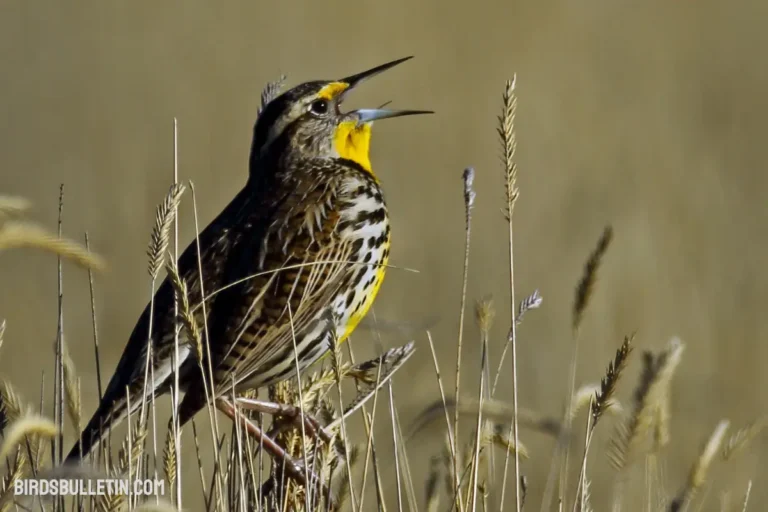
[251, 56, 431, 177]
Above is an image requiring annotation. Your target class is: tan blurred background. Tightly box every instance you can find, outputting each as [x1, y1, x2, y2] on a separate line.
[2, 0, 768, 509]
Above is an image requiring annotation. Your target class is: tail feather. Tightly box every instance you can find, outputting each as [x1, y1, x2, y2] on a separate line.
[66, 345, 194, 464]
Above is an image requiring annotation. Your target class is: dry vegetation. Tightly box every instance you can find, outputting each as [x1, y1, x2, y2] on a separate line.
[0, 79, 764, 512]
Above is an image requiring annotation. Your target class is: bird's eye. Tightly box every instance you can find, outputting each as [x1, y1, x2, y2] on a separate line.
[309, 99, 329, 115]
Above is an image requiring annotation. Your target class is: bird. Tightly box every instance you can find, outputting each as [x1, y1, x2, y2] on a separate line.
[65, 56, 431, 463]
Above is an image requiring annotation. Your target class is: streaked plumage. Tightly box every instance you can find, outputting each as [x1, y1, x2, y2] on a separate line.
[66, 57, 429, 463]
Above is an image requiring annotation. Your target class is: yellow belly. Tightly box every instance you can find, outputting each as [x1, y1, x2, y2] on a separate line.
[331, 172, 390, 345]
[339, 260, 388, 343]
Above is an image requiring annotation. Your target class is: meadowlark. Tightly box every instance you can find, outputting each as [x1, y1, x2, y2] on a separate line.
[66, 56, 430, 462]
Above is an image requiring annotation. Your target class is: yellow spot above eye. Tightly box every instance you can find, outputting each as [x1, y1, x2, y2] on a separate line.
[334, 120, 374, 175]
[317, 82, 349, 100]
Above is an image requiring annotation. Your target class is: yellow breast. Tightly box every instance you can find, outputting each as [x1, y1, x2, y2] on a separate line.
[339, 245, 390, 343]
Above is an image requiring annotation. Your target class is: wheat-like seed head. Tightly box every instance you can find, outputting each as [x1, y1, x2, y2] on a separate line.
[515, 289, 542, 325]
[163, 418, 177, 489]
[147, 183, 185, 280]
[0, 448, 27, 512]
[474, 296, 495, 335]
[722, 416, 768, 460]
[592, 335, 634, 429]
[0, 221, 105, 270]
[609, 337, 684, 471]
[573, 226, 613, 333]
[462, 167, 476, 219]
[116, 418, 147, 479]
[61, 339, 82, 433]
[0, 414, 57, 462]
[498, 76, 519, 215]
[166, 256, 203, 363]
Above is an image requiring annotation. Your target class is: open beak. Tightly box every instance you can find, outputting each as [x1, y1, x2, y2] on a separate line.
[354, 108, 433, 123]
[338, 56, 433, 123]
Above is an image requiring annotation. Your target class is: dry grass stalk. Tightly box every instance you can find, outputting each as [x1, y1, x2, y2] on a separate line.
[741, 480, 752, 512]
[84, 232, 104, 401]
[515, 290, 543, 326]
[0, 221, 105, 271]
[592, 335, 633, 429]
[610, 338, 685, 471]
[469, 296, 494, 512]
[449, 166, 476, 512]
[328, 340, 358, 512]
[331, 344, 415, 427]
[669, 420, 730, 512]
[576, 475, 593, 512]
[440, 433, 459, 502]
[147, 182, 185, 280]
[491, 290, 543, 396]
[722, 417, 767, 461]
[0, 320, 5, 354]
[424, 329, 463, 511]
[496, 74, 524, 512]
[572, 226, 613, 333]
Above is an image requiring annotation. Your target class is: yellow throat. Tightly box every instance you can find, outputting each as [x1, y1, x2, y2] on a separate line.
[334, 121, 374, 176]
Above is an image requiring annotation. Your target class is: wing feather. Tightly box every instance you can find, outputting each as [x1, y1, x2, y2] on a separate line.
[202, 169, 356, 396]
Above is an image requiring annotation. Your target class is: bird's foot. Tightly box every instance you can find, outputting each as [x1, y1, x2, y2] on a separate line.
[215, 397, 322, 488]
[235, 397, 333, 445]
